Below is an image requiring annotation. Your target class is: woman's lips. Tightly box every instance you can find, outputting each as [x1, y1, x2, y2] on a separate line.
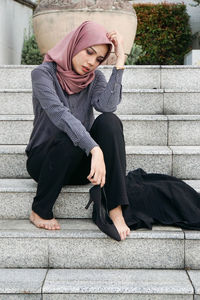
[82, 66, 90, 72]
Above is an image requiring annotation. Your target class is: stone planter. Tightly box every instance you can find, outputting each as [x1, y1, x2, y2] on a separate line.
[33, 0, 137, 64]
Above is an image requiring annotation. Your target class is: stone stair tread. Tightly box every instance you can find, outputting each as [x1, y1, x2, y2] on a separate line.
[1, 65, 200, 91]
[169, 146, 200, 154]
[1, 114, 200, 120]
[0, 219, 185, 239]
[1, 144, 200, 154]
[0, 178, 199, 220]
[1, 145, 200, 179]
[42, 269, 194, 295]
[0, 268, 195, 297]
[0, 178, 200, 193]
[2, 88, 200, 93]
[0, 144, 172, 153]
[0, 219, 199, 270]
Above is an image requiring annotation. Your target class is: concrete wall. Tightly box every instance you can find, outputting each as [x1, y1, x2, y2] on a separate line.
[0, 0, 34, 65]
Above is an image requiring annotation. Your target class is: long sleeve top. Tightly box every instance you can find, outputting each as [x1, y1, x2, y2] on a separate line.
[26, 61, 124, 156]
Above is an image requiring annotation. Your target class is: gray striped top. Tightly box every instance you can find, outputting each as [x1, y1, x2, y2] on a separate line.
[26, 61, 124, 156]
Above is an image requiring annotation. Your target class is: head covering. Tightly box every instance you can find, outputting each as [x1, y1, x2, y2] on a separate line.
[43, 21, 112, 95]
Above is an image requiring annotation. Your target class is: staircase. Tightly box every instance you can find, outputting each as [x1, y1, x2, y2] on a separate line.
[0, 64, 200, 299]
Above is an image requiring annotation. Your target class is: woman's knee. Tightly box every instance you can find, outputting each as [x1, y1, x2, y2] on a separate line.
[93, 112, 123, 134]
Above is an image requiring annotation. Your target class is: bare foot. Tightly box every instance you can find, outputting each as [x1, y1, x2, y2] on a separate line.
[29, 211, 61, 230]
[109, 205, 130, 241]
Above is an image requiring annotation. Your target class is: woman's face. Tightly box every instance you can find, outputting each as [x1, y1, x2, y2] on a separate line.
[72, 44, 109, 75]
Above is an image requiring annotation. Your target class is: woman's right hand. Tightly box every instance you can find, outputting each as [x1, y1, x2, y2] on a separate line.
[87, 146, 106, 188]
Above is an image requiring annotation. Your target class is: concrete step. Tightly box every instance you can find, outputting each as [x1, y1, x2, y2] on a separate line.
[0, 268, 197, 299]
[0, 145, 172, 178]
[0, 219, 199, 270]
[0, 269, 197, 300]
[0, 178, 199, 220]
[1, 114, 200, 146]
[1, 65, 200, 90]
[1, 88, 200, 115]
[1, 145, 200, 179]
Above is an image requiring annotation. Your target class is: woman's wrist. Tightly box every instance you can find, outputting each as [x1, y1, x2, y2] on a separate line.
[90, 146, 101, 155]
[115, 52, 125, 69]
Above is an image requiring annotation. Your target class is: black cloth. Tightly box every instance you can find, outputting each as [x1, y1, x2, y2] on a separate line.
[121, 168, 200, 230]
[26, 112, 129, 219]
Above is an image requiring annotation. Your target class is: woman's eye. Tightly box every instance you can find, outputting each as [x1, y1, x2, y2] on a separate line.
[87, 49, 93, 55]
[97, 58, 103, 63]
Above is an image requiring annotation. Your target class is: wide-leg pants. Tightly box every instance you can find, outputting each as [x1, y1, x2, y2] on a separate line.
[26, 112, 129, 219]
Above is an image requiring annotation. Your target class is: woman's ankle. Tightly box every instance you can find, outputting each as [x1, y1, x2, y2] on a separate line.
[109, 205, 123, 219]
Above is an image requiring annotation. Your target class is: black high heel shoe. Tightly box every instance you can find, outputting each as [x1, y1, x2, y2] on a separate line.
[85, 185, 121, 241]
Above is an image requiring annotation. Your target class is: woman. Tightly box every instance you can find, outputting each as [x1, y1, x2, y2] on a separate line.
[26, 21, 130, 241]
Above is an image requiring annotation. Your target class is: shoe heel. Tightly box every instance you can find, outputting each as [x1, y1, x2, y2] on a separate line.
[85, 196, 93, 209]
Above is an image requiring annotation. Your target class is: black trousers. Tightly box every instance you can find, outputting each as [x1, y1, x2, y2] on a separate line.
[26, 113, 129, 219]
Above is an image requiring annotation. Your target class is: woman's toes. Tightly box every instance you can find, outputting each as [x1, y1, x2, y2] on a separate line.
[120, 231, 125, 240]
[44, 224, 49, 230]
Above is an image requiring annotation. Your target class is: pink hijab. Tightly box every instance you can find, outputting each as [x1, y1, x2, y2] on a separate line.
[43, 21, 112, 95]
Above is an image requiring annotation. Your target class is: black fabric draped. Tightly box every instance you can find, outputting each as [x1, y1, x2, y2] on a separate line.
[121, 168, 200, 230]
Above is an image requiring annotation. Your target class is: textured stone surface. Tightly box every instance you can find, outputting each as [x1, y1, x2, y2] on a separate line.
[168, 116, 200, 145]
[0, 116, 33, 144]
[0, 66, 33, 89]
[43, 269, 193, 294]
[117, 89, 164, 115]
[0, 269, 46, 294]
[0, 145, 199, 179]
[49, 237, 184, 269]
[0, 88, 164, 115]
[0, 145, 173, 178]
[171, 146, 200, 179]
[104, 66, 161, 89]
[43, 295, 192, 300]
[1, 65, 200, 90]
[0, 296, 41, 300]
[0, 146, 28, 178]
[0, 238, 48, 268]
[188, 270, 200, 295]
[164, 91, 200, 115]
[34, 0, 134, 13]
[122, 115, 168, 146]
[0, 115, 169, 145]
[0, 220, 184, 269]
[161, 66, 200, 90]
[126, 145, 172, 174]
[0, 178, 92, 219]
[1, 178, 199, 219]
[0, 90, 33, 114]
[0, 189, 91, 219]
[0, 65, 161, 89]
[185, 231, 200, 269]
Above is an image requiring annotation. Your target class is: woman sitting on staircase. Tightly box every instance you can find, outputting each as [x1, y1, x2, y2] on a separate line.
[26, 20, 130, 241]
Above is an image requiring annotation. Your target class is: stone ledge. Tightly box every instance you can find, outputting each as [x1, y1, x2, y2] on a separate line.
[0, 269, 195, 298]
[0, 219, 184, 239]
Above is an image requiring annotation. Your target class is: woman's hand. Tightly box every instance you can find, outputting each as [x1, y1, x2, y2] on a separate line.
[87, 146, 106, 188]
[106, 30, 125, 66]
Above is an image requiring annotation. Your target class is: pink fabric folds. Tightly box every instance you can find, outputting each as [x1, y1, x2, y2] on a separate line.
[43, 21, 112, 95]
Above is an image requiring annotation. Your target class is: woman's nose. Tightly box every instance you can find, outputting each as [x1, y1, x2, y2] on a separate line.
[88, 56, 96, 66]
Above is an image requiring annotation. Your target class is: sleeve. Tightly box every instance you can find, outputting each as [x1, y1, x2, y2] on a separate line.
[90, 67, 124, 112]
[31, 67, 98, 156]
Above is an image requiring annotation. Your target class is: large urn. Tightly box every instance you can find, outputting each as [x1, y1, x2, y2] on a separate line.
[33, 0, 137, 64]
